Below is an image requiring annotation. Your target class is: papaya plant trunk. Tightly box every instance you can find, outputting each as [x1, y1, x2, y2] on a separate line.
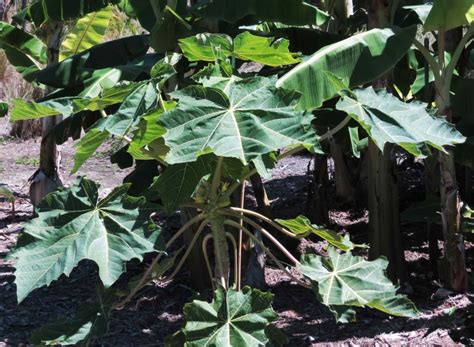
[182, 208, 212, 291]
[29, 22, 63, 207]
[368, 141, 406, 282]
[210, 215, 230, 288]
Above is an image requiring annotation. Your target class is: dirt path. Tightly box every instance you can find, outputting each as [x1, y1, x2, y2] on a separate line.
[0, 118, 472, 346]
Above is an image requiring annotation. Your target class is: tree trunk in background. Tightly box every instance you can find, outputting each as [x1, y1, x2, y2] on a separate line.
[368, 142, 406, 282]
[330, 138, 354, 202]
[29, 22, 64, 207]
[309, 154, 329, 225]
[435, 70, 468, 291]
[250, 174, 273, 219]
[438, 147, 468, 291]
[366, 0, 405, 283]
[243, 174, 269, 289]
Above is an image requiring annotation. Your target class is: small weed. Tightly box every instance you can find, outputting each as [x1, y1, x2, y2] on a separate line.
[0, 135, 14, 145]
[15, 156, 39, 166]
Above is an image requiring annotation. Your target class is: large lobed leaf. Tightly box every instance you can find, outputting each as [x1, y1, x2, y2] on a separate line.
[159, 76, 316, 165]
[29, 288, 117, 346]
[179, 286, 278, 346]
[179, 31, 299, 67]
[147, 157, 213, 213]
[0, 21, 46, 81]
[336, 87, 465, 157]
[71, 81, 159, 173]
[95, 81, 159, 137]
[12, 177, 162, 302]
[299, 248, 419, 319]
[276, 26, 417, 110]
[60, 6, 113, 61]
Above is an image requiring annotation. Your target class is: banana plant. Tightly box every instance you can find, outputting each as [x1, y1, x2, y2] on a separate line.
[408, 0, 473, 291]
[1, 0, 121, 207]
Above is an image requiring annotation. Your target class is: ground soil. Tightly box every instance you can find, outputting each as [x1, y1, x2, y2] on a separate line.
[0, 119, 473, 346]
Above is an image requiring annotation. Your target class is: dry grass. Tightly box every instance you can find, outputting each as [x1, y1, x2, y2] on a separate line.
[0, 52, 42, 138]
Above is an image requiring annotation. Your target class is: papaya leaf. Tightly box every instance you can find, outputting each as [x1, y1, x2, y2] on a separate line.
[60, 7, 113, 61]
[127, 104, 173, 160]
[147, 156, 213, 213]
[95, 81, 159, 137]
[348, 126, 367, 158]
[336, 87, 465, 157]
[29, 288, 119, 345]
[150, 53, 182, 87]
[0, 21, 46, 81]
[252, 153, 277, 180]
[71, 82, 159, 173]
[159, 76, 316, 165]
[179, 33, 232, 62]
[328, 306, 356, 323]
[71, 128, 109, 174]
[12, 177, 163, 302]
[299, 248, 419, 319]
[424, 0, 474, 32]
[233, 32, 299, 66]
[190, 0, 329, 26]
[276, 26, 417, 110]
[127, 104, 174, 161]
[276, 215, 361, 251]
[179, 31, 299, 67]
[180, 286, 278, 346]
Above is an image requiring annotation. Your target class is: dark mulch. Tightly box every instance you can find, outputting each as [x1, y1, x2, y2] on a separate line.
[1, 142, 473, 345]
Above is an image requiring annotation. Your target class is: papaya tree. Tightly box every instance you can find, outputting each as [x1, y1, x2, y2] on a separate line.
[2, 0, 473, 345]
